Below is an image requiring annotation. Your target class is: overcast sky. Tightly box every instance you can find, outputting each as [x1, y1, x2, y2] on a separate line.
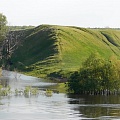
[0, 0, 120, 28]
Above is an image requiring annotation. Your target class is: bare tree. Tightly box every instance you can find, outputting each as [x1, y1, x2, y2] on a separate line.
[1, 28, 25, 70]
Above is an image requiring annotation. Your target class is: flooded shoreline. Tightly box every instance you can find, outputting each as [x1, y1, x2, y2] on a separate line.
[0, 70, 120, 120]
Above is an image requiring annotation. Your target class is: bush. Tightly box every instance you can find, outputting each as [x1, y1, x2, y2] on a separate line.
[68, 53, 120, 94]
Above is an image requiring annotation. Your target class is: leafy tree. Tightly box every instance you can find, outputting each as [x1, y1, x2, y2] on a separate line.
[68, 53, 104, 93]
[0, 13, 7, 43]
[80, 53, 105, 92]
[0, 13, 7, 69]
[68, 53, 120, 94]
[108, 56, 120, 90]
[68, 71, 81, 94]
[83, 52, 104, 69]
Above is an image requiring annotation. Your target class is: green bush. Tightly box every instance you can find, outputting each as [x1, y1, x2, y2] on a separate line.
[68, 53, 120, 94]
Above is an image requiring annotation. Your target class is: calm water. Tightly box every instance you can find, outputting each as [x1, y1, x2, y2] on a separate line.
[0, 70, 120, 120]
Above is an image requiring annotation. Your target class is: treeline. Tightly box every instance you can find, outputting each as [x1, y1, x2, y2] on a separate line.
[0, 13, 7, 42]
[67, 53, 120, 95]
[8, 26, 35, 31]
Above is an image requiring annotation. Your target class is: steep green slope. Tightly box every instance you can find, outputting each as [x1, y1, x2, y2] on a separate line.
[10, 25, 120, 78]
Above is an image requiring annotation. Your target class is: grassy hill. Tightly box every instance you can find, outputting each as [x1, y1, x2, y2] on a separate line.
[10, 25, 120, 79]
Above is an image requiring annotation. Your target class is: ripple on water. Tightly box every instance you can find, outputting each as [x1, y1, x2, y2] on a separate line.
[0, 94, 86, 120]
[0, 71, 120, 120]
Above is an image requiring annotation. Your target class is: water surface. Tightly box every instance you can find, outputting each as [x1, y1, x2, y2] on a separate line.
[0, 70, 120, 120]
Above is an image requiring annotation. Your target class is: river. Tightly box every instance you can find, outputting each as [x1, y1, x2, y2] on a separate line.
[0, 70, 120, 120]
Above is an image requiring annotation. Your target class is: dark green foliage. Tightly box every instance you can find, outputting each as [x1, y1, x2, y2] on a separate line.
[68, 71, 82, 94]
[0, 13, 7, 43]
[68, 53, 120, 94]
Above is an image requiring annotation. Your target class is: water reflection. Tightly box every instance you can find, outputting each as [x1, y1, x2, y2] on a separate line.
[67, 94, 120, 119]
[0, 71, 120, 119]
[0, 70, 55, 90]
[1, 93, 120, 120]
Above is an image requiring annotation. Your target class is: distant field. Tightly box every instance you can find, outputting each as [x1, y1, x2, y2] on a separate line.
[8, 26, 35, 30]
[10, 25, 120, 78]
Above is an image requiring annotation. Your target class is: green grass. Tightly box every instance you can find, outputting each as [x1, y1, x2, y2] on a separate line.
[10, 25, 120, 79]
[48, 83, 67, 93]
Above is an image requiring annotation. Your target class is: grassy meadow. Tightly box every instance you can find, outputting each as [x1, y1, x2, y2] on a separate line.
[10, 25, 120, 79]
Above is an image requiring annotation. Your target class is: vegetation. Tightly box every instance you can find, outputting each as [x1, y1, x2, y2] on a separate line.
[48, 83, 67, 93]
[9, 25, 35, 31]
[67, 53, 120, 94]
[0, 84, 54, 97]
[0, 13, 7, 43]
[8, 25, 120, 79]
[0, 85, 11, 96]
[1, 23, 120, 94]
[24, 86, 39, 95]
[45, 89, 53, 96]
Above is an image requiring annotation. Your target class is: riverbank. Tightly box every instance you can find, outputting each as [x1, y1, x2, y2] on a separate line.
[48, 83, 67, 93]
[0, 70, 68, 94]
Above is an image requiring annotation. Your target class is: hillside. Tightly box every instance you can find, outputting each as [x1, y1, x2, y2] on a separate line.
[10, 25, 120, 78]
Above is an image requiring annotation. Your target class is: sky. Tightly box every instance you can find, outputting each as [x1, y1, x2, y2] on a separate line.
[0, 0, 120, 28]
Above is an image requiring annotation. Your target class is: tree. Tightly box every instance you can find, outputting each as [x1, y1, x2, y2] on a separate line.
[0, 13, 7, 43]
[0, 13, 8, 69]
[68, 53, 120, 94]
[0, 14, 25, 70]
[107, 56, 120, 90]
[80, 53, 105, 92]
[68, 53, 105, 94]
[68, 71, 81, 94]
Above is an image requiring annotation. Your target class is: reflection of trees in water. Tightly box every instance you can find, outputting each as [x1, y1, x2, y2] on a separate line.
[0, 79, 7, 87]
[1, 70, 21, 89]
[13, 69, 21, 80]
[67, 94, 120, 118]
[75, 106, 120, 118]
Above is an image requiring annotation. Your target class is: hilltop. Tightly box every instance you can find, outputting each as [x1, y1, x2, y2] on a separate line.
[9, 25, 120, 79]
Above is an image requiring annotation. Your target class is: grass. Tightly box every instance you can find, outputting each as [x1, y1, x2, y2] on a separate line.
[10, 25, 120, 79]
[48, 83, 67, 93]
[57, 83, 67, 93]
